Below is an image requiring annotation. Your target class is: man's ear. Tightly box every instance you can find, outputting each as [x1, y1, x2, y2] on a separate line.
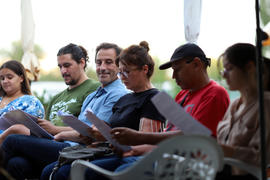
[192, 57, 203, 69]
[79, 58, 86, 68]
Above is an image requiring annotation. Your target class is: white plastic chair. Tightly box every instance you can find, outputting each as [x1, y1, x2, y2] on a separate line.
[70, 135, 224, 180]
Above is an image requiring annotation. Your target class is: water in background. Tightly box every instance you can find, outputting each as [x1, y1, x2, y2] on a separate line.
[31, 81, 67, 100]
[31, 81, 240, 102]
[228, 91, 240, 101]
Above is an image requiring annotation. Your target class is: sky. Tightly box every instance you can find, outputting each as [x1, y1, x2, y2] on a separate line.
[0, 0, 258, 71]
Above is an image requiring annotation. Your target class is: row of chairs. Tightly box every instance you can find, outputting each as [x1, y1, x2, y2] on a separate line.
[70, 135, 262, 180]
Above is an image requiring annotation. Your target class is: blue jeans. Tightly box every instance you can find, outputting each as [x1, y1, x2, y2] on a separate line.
[2, 134, 70, 180]
[41, 155, 140, 180]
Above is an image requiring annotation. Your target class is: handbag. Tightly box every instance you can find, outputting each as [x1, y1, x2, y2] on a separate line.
[50, 142, 114, 180]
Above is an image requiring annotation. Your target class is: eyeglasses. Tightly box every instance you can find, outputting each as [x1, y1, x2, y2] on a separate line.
[118, 71, 129, 78]
[118, 68, 140, 78]
[220, 66, 233, 76]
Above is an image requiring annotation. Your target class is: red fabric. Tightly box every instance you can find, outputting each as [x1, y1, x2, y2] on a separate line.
[168, 80, 230, 137]
[139, 118, 164, 132]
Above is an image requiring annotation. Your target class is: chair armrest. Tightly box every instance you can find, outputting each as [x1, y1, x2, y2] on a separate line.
[70, 159, 114, 180]
[223, 157, 261, 179]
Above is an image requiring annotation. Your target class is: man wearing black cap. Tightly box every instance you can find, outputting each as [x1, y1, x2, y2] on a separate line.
[159, 43, 230, 136]
[68, 44, 231, 179]
[111, 43, 230, 143]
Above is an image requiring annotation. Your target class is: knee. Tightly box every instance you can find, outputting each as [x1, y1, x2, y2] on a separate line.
[7, 125, 30, 135]
[43, 163, 71, 180]
[6, 157, 28, 179]
[2, 134, 19, 149]
[6, 157, 21, 170]
[41, 162, 57, 180]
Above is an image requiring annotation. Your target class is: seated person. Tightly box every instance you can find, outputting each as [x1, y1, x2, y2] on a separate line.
[42, 43, 230, 180]
[3, 41, 166, 180]
[0, 42, 126, 180]
[92, 43, 270, 180]
[0, 60, 44, 144]
[215, 43, 270, 179]
[0, 43, 100, 145]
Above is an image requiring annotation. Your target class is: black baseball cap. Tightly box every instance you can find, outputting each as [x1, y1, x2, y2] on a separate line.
[159, 43, 210, 70]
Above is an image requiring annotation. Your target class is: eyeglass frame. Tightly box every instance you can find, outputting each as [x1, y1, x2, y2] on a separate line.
[118, 67, 141, 78]
[219, 66, 234, 76]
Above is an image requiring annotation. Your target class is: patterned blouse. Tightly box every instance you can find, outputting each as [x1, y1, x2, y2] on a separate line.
[0, 95, 45, 118]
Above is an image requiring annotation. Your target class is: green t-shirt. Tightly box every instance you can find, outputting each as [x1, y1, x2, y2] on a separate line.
[46, 79, 100, 126]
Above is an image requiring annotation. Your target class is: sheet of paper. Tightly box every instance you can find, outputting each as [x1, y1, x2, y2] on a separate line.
[58, 111, 94, 138]
[0, 116, 12, 130]
[3, 110, 54, 139]
[85, 110, 131, 152]
[151, 91, 212, 136]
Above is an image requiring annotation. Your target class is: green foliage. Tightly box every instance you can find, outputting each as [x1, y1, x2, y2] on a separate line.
[0, 40, 45, 61]
[207, 58, 222, 81]
[33, 89, 53, 113]
[86, 67, 98, 81]
[260, 0, 270, 58]
[260, 0, 270, 26]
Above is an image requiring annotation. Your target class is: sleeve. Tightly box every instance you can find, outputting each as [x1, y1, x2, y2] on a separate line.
[192, 88, 230, 136]
[21, 96, 45, 118]
[140, 100, 166, 123]
[232, 130, 260, 166]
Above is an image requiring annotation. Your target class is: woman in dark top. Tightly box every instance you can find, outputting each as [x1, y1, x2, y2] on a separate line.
[109, 41, 165, 130]
[40, 41, 166, 180]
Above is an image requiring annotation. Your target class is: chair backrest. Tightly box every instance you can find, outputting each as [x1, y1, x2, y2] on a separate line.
[71, 135, 224, 180]
[120, 135, 224, 180]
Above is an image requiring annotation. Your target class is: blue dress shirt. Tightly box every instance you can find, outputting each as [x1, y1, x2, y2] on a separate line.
[78, 78, 128, 126]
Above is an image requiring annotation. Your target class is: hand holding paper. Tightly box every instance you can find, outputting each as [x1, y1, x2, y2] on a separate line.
[57, 111, 94, 138]
[1, 110, 54, 139]
[85, 110, 131, 152]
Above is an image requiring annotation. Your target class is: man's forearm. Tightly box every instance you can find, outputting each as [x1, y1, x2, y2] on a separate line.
[136, 130, 182, 145]
[49, 126, 74, 135]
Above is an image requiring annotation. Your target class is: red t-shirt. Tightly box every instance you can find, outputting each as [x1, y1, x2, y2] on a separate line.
[171, 80, 230, 137]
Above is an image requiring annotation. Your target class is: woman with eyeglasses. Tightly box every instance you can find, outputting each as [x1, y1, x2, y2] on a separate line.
[105, 41, 165, 131]
[88, 41, 166, 139]
[216, 43, 270, 179]
[40, 41, 166, 180]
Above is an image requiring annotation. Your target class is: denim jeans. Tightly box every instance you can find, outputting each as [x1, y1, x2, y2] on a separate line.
[2, 134, 70, 180]
[41, 155, 140, 180]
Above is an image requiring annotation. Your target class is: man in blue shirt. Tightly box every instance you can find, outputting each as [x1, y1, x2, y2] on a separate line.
[2, 43, 128, 180]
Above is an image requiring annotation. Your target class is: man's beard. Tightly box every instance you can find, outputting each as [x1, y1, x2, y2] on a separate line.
[65, 79, 78, 86]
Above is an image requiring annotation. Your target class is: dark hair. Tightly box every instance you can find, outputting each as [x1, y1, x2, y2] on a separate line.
[222, 43, 256, 69]
[57, 43, 89, 70]
[0, 60, 31, 96]
[95, 43, 122, 61]
[116, 41, 155, 78]
[219, 43, 270, 90]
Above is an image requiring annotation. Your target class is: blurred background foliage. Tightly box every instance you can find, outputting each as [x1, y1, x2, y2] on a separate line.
[261, 0, 270, 58]
[0, 40, 45, 61]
